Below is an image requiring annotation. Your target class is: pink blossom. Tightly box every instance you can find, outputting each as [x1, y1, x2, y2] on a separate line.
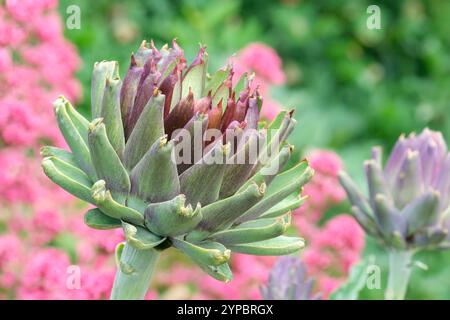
[31, 209, 64, 245]
[234, 43, 285, 85]
[296, 150, 346, 224]
[0, 234, 22, 269]
[0, 48, 12, 71]
[291, 150, 365, 298]
[17, 248, 71, 300]
[5, 0, 56, 23]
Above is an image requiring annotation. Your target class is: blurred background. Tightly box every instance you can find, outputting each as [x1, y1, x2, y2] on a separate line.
[0, 0, 449, 299]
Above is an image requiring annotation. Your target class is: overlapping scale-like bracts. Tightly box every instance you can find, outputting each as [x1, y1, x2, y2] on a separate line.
[41, 40, 313, 283]
[339, 128, 450, 250]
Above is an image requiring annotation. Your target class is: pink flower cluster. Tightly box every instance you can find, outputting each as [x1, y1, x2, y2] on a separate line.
[295, 151, 365, 297]
[231, 43, 286, 120]
[0, 0, 120, 300]
[0, 208, 122, 299]
[0, 0, 80, 147]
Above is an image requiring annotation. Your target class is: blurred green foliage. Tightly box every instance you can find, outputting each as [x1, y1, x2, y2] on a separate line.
[59, 0, 450, 299]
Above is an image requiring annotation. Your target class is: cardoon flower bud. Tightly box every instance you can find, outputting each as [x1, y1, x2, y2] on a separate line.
[41, 40, 314, 300]
[339, 128, 450, 251]
[339, 128, 450, 299]
[260, 256, 321, 300]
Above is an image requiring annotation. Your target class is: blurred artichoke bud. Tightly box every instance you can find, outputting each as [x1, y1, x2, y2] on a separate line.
[41, 40, 313, 285]
[339, 128, 450, 250]
[260, 256, 321, 300]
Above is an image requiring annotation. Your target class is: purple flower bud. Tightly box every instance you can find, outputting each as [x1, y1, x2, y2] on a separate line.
[339, 128, 450, 250]
[260, 256, 321, 300]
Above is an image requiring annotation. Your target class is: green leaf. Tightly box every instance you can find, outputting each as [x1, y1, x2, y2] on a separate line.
[263, 111, 296, 157]
[122, 221, 165, 250]
[171, 238, 231, 266]
[237, 144, 293, 193]
[45, 156, 92, 186]
[145, 194, 202, 237]
[179, 142, 229, 206]
[124, 92, 165, 170]
[233, 72, 247, 96]
[196, 182, 265, 234]
[91, 60, 119, 119]
[53, 97, 96, 178]
[40, 146, 78, 168]
[63, 97, 90, 144]
[84, 208, 121, 230]
[365, 159, 393, 206]
[373, 194, 402, 242]
[182, 48, 208, 100]
[198, 261, 233, 283]
[227, 236, 305, 256]
[267, 111, 287, 131]
[211, 214, 291, 245]
[204, 65, 230, 95]
[265, 160, 310, 197]
[130, 136, 180, 203]
[393, 151, 424, 208]
[91, 180, 144, 225]
[88, 119, 130, 199]
[220, 130, 266, 198]
[114, 242, 134, 275]
[169, 77, 182, 113]
[41, 157, 93, 204]
[259, 194, 307, 219]
[101, 78, 125, 158]
[212, 80, 229, 111]
[238, 165, 314, 223]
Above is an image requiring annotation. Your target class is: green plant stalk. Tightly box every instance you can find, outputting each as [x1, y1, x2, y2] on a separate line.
[110, 243, 160, 300]
[385, 249, 413, 300]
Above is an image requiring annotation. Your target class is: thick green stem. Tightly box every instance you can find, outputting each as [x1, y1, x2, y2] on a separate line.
[385, 249, 413, 300]
[110, 243, 160, 300]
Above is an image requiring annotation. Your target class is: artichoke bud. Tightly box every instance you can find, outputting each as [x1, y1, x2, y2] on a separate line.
[340, 128, 450, 251]
[42, 40, 314, 281]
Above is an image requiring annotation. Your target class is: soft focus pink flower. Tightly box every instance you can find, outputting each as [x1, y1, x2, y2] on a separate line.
[0, 235, 22, 269]
[0, 1, 121, 300]
[17, 248, 71, 300]
[234, 43, 285, 85]
[291, 150, 364, 298]
[0, 48, 12, 71]
[296, 150, 346, 223]
[31, 209, 64, 245]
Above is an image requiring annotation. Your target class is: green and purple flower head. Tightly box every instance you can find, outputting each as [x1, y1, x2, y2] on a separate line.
[340, 128, 450, 251]
[40, 39, 313, 295]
